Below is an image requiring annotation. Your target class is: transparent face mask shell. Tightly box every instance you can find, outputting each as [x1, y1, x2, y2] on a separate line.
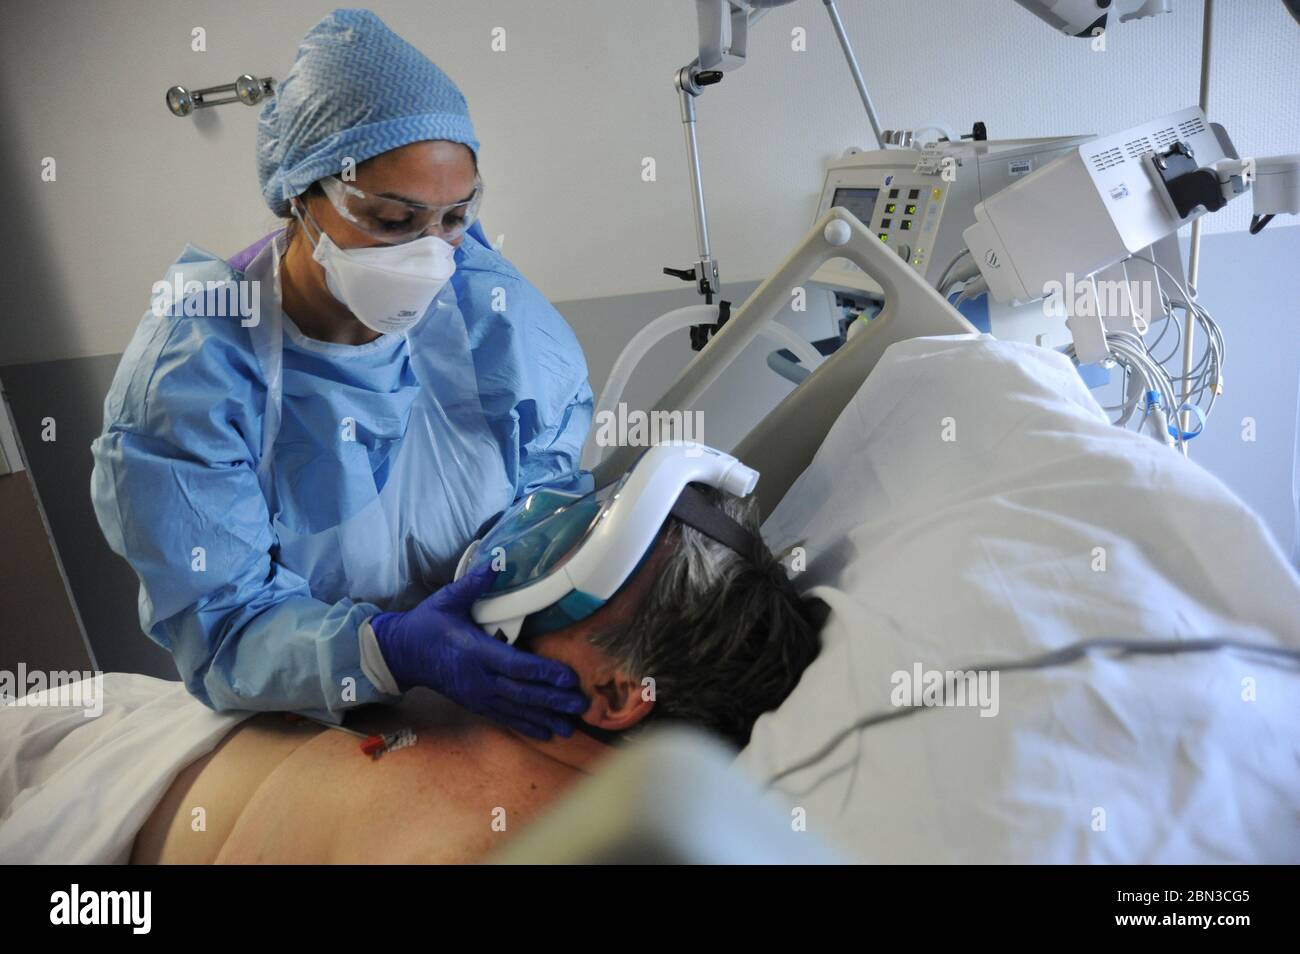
[465, 476, 631, 597]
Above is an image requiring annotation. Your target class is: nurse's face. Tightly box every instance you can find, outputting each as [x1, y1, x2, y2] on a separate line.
[303, 139, 479, 250]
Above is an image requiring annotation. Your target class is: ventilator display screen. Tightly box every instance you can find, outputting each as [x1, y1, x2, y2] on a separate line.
[832, 187, 880, 226]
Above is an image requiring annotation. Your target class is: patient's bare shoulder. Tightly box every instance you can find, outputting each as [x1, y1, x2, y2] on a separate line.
[216, 711, 582, 864]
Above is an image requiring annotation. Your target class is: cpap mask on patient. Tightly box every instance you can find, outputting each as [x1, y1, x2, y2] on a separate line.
[453, 442, 762, 644]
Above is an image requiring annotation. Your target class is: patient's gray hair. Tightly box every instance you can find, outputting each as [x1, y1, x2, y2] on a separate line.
[588, 486, 822, 749]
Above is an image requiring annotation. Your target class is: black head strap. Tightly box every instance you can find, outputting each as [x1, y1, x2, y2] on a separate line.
[668, 483, 832, 636]
[669, 483, 766, 563]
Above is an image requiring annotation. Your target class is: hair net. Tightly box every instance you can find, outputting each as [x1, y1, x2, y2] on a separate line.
[257, 8, 480, 216]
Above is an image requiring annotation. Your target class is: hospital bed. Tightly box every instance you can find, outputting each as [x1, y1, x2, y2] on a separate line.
[502, 334, 1300, 863]
[507, 206, 1300, 863]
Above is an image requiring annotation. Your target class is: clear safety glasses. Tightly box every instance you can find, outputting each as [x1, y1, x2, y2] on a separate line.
[317, 175, 484, 244]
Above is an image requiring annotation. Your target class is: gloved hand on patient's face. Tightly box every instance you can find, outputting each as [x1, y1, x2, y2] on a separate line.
[369, 566, 589, 740]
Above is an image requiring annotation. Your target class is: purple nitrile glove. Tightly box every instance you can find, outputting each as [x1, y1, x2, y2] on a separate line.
[370, 565, 588, 740]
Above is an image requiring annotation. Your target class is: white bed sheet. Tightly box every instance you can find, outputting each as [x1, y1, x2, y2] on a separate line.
[0, 673, 249, 863]
[741, 335, 1300, 863]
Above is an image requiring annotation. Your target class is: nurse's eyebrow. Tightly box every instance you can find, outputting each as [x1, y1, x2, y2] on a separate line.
[375, 187, 477, 208]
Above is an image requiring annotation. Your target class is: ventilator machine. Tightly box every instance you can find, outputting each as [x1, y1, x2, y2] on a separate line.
[587, 0, 1300, 482]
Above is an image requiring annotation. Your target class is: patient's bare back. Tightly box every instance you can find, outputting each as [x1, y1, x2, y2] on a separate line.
[213, 711, 581, 864]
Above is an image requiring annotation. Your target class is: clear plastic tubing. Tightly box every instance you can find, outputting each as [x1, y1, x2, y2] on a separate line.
[582, 304, 823, 469]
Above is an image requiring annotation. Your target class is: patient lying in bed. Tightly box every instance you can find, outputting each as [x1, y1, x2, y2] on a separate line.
[119, 486, 821, 864]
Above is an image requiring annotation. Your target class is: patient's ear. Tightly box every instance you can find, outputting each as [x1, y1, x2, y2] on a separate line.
[524, 629, 654, 731]
[526, 537, 670, 732]
[585, 662, 653, 732]
[582, 541, 672, 731]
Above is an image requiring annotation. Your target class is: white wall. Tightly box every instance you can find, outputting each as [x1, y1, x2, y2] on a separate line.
[1, 0, 1297, 365]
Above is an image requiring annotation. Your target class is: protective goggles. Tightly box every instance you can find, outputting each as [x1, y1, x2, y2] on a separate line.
[453, 442, 762, 644]
[317, 175, 484, 244]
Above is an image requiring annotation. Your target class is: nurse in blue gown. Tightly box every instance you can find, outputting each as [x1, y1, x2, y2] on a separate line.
[91, 9, 592, 738]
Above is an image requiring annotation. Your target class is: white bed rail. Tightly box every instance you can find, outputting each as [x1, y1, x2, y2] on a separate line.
[593, 208, 977, 516]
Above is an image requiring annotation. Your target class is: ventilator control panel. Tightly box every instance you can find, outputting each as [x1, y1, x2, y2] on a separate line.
[814, 174, 950, 292]
[854, 178, 948, 273]
[809, 136, 1090, 299]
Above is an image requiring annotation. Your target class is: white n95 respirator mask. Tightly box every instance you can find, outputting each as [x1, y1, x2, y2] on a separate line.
[295, 204, 457, 336]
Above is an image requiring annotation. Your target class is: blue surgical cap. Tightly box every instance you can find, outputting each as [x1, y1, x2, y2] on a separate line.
[257, 8, 480, 216]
